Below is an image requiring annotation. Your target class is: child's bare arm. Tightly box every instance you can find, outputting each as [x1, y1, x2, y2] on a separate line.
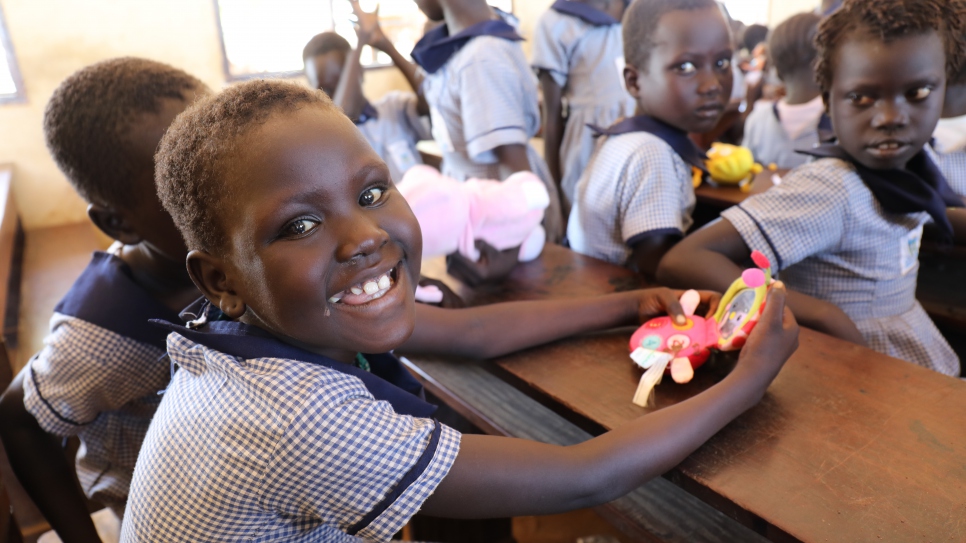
[0, 375, 101, 543]
[355, 0, 429, 115]
[333, 2, 383, 121]
[403, 288, 718, 360]
[538, 71, 565, 186]
[657, 220, 867, 345]
[421, 286, 798, 518]
[628, 234, 683, 283]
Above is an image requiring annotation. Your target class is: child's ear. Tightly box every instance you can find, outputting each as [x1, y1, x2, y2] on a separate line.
[186, 250, 247, 319]
[624, 65, 642, 99]
[88, 204, 142, 246]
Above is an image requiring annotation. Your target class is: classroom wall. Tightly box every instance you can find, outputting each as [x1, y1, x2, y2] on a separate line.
[0, 0, 414, 231]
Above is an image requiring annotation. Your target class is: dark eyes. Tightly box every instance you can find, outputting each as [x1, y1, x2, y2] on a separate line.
[908, 86, 932, 101]
[847, 86, 934, 106]
[359, 187, 385, 206]
[282, 218, 319, 238]
[673, 58, 730, 74]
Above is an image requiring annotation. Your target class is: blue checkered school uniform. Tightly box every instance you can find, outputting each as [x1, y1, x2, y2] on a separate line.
[568, 115, 706, 266]
[531, 1, 636, 205]
[741, 100, 834, 170]
[937, 148, 966, 198]
[20, 251, 180, 516]
[413, 16, 563, 240]
[721, 147, 961, 375]
[355, 91, 432, 183]
[121, 303, 460, 542]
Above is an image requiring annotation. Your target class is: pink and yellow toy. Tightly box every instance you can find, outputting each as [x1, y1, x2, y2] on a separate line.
[629, 251, 773, 406]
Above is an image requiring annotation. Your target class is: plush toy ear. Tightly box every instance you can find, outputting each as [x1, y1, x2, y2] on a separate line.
[679, 289, 700, 317]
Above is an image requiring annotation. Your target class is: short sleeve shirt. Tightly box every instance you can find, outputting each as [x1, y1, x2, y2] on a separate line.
[567, 131, 696, 265]
[22, 314, 170, 511]
[122, 333, 460, 542]
[937, 148, 966, 199]
[357, 91, 430, 183]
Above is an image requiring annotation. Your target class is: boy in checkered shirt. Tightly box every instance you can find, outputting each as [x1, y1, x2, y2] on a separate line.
[659, 0, 966, 375]
[567, 0, 733, 281]
[0, 58, 208, 534]
[121, 79, 799, 541]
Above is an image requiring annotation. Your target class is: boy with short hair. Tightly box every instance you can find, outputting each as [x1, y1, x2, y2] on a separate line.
[567, 0, 734, 280]
[0, 58, 208, 528]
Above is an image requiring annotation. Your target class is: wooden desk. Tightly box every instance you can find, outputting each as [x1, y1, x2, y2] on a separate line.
[694, 169, 781, 209]
[410, 244, 966, 543]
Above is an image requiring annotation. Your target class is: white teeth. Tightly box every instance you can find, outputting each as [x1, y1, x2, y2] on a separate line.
[350, 286, 363, 295]
[328, 294, 343, 303]
[363, 281, 380, 295]
[378, 275, 391, 290]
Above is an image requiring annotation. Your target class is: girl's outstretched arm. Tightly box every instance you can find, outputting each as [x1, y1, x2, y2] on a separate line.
[403, 287, 719, 360]
[657, 219, 866, 345]
[421, 286, 799, 518]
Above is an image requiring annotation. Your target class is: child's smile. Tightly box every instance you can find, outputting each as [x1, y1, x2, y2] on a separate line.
[828, 32, 946, 170]
[206, 106, 422, 363]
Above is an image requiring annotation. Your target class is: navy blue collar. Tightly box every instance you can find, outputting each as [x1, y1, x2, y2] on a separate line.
[551, 0, 618, 26]
[799, 143, 964, 242]
[590, 115, 709, 172]
[772, 102, 835, 143]
[151, 301, 437, 418]
[411, 19, 523, 74]
[54, 251, 184, 349]
[354, 101, 379, 125]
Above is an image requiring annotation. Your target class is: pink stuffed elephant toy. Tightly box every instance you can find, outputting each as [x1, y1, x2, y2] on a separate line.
[397, 165, 549, 263]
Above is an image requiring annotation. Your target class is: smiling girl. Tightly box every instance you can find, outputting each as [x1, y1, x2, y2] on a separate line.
[119, 79, 799, 541]
[658, 0, 966, 375]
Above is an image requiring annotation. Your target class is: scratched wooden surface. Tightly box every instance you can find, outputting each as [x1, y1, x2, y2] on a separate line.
[693, 169, 779, 209]
[421, 245, 966, 543]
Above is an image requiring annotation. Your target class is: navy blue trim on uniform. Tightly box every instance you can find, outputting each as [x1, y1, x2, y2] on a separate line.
[347, 420, 443, 535]
[54, 252, 184, 350]
[150, 306, 437, 419]
[589, 115, 709, 173]
[625, 227, 683, 248]
[29, 363, 87, 426]
[354, 102, 379, 125]
[799, 143, 964, 242]
[550, 0, 619, 25]
[772, 102, 835, 143]
[411, 19, 523, 74]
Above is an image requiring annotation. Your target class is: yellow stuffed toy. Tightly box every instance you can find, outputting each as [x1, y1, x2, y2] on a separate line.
[695, 143, 773, 192]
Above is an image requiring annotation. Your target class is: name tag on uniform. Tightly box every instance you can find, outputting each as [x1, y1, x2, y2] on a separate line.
[899, 224, 924, 276]
[387, 140, 419, 177]
[429, 107, 455, 153]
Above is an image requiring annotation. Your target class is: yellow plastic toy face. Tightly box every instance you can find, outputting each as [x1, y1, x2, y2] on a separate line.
[705, 143, 756, 185]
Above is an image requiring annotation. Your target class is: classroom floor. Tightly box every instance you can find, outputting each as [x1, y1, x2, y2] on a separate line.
[5, 221, 630, 542]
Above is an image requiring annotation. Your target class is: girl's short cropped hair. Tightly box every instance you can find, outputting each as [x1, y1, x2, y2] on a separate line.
[156, 79, 337, 254]
[302, 32, 352, 62]
[814, 0, 963, 94]
[622, 0, 721, 71]
[43, 57, 207, 208]
[768, 12, 821, 81]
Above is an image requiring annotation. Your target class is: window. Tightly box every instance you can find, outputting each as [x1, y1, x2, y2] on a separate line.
[720, 0, 771, 25]
[0, 2, 24, 103]
[214, 0, 514, 81]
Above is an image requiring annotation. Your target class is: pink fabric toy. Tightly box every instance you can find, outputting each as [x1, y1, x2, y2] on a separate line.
[397, 165, 549, 262]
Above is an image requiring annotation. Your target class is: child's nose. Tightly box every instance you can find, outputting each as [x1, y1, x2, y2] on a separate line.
[872, 99, 909, 129]
[697, 71, 723, 96]
[335, 214, 391, 263]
